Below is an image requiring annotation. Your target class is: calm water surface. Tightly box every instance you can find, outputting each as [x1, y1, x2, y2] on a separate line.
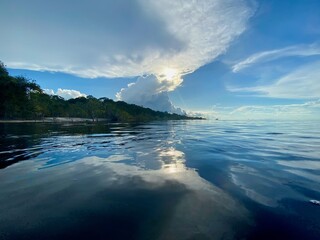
[0, 120, 319, 240]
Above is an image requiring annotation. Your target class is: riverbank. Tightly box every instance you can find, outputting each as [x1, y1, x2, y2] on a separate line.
[0, 117, 205, 123]
[0, 117, 108, 123]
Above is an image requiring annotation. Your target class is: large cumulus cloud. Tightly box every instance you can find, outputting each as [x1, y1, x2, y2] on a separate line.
[116, 75, 185, 114]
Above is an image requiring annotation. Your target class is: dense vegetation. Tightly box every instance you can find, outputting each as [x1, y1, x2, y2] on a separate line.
[0, 62, 201, 122]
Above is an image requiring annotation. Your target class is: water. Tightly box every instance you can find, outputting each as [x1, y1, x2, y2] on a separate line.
[0, 120, 319, 240]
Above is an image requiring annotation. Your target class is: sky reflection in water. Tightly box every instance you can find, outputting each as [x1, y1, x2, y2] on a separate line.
[0, 121, 319, 239]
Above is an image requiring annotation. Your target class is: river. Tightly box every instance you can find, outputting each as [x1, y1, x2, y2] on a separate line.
[0, 120, 319, 239]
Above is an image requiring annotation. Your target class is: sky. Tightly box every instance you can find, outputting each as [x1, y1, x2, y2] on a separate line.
[1, 0, 320, 120]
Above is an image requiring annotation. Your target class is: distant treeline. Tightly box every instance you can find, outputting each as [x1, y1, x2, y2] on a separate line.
[0, 62, 202, 122]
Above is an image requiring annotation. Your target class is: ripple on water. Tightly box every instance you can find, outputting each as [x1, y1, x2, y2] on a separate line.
[0, 121, 319, 239]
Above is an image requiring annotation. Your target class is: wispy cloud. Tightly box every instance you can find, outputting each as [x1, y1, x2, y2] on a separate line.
[213, 100, 320, 120]
[232, 43, 320, 72]
[230, 100, 320, 120]
[228, 61, 320, 99]
[44, 88, 87, 100]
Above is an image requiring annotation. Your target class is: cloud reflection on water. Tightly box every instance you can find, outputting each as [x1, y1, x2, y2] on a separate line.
[3, 121, 319, 239]
[0, 122, 252, 240]
[78, 148, 251, 239]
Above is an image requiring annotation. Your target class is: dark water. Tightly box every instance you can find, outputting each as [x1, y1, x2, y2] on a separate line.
[0, 121, 319, 240]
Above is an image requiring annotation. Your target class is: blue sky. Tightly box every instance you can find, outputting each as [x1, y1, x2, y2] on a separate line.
[1, 0, 320, 119]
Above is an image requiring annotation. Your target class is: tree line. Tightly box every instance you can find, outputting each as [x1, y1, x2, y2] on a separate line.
[0, 62, 201, 122]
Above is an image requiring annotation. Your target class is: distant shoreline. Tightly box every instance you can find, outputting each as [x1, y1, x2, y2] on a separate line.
[0, 117, 205, 123]
[0, 118, 108, 123]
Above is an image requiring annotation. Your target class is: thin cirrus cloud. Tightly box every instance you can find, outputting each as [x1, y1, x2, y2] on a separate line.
[228, 61, 320, 99]
[0, 0, 255, 113]
[232, 43, 320, 73]
[44, 89, 87, 100]
[208, 100, 320, 120]
[229, 99, 320, 120]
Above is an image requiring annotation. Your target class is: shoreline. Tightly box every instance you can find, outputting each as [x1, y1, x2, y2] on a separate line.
[0, 117, 205, 123]
[0, 117, 108, 123]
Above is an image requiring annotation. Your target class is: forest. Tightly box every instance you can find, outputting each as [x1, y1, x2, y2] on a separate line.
[0, 62, 201, 122]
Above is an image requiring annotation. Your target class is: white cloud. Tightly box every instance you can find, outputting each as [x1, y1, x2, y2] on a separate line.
[44, 89, 55, 95]
[228, 61, 320, 99]
[44, 88, 87, 100]
[1, 0, 255, 79]
[185, 111, 209, 119]
[232, 43, 320, 72]
[191, 100, 320, 120]
[111, 0, 255, 112]
[116, 75, 185, 114]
